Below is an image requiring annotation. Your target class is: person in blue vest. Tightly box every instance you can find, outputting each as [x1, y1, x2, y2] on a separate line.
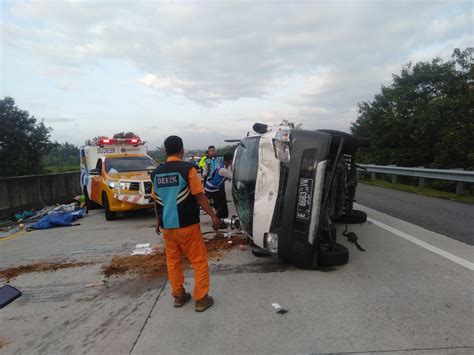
[151, 135, 220, 312]
[202, 145, 223, 185]
[205, 152, 233, 225]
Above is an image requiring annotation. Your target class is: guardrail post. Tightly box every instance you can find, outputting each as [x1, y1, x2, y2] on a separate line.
[416, 167, 425, 188]
[356, 170, 361, 180]
[371, 172, 376, 181]
[454, 169, 466, 196]
[391, 175, 397, 184]
[418, 178, 425, 188]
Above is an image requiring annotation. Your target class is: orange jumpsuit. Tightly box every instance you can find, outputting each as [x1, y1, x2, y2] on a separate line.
[159, 157, 210, 300]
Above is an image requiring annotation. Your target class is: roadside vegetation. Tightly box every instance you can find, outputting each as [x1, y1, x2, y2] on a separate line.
[351, 48, 473, 170]
[359, 178, 474, 205]
[352, 47, 473, 200]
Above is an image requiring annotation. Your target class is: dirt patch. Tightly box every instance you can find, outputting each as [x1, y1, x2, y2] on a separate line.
[102, 254, 168, 278]
[0, 339, 8, 350]
[206, 234, 248, 258]
[102, 233, 249, 278]
[0, 261, 94, 282]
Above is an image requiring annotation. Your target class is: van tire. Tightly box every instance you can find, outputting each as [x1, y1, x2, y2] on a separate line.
[318, 243, 349, 267]
[103, 193, 117, 221]
[336, 210, 367, 224]
[83, 187, 100, 210]
[285, 247, 319, 270]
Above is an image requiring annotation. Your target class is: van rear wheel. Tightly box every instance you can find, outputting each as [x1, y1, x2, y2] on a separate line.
[318, 243, 349, 267]
[102, 193, 117, 221]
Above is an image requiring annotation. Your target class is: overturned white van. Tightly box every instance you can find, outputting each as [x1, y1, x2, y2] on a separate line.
[232, 123, 368, 268]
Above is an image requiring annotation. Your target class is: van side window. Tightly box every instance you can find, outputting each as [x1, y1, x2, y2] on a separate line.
[95, 159, 103, 173]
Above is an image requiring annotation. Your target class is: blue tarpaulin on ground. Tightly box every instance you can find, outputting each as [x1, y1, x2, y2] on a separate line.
[31, 209, 86, 230]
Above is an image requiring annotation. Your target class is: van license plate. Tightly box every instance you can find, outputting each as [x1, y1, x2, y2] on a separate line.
[296, 178, 313, 222]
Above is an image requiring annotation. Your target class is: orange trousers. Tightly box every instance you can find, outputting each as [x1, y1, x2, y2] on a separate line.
[162, 223, 210, 301]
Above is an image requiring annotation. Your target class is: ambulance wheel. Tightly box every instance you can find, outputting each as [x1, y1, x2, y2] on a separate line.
[102, 193, 117, 221]
[83, 187, 100, 210]
[318, 243, 349, 267]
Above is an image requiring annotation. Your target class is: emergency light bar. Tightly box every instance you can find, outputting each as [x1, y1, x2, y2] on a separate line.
[97, 138, 142, 146]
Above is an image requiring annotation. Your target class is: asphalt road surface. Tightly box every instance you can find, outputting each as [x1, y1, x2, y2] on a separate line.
[0, 185, 473, 354]
[356, 183, 474, 245]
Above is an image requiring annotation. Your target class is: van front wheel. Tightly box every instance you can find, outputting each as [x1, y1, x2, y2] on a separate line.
[318, 243, 349, 267]
[102, 193, 117, 221]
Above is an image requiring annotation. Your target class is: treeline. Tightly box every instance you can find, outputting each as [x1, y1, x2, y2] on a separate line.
[351, 48, 473, 170]
[0, 97, 239, 177]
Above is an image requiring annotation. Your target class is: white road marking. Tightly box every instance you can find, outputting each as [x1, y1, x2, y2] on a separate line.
[368, 217, 474, 271]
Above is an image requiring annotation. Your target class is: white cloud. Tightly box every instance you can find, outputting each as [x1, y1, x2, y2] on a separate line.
[44, 116, 76, 123]
[2, 0, 472, 146]
[138, 74, 195, 95]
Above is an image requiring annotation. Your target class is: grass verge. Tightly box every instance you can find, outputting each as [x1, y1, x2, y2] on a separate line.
[360, 179, 474, 205]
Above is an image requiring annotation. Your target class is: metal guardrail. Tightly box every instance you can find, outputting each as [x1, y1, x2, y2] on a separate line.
[357, 165, 473, 195]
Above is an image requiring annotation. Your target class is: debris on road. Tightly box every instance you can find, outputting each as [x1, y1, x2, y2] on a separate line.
[252, 247, 271, 257]
[205, 233, 248, 258]
[131, 243, 154, 256]
[0, 261, 94, 282]
[271, 302, 289, 315]
[73, 195, 86, 208]
[14, 210, 34, 221]
[1, 203, 87, 236]
[84, 280, 106, 288]
[0, 226, 21, 239]
[0, 285, 22, 309]
[30, 208, 86, 230]
[342, 225, 366, 252]
[153, 244, 165, 255]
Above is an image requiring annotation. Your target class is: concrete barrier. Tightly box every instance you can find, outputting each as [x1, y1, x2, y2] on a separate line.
[0, 171, 82, 218]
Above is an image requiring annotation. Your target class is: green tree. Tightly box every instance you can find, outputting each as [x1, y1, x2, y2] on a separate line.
[351, 48, 473, 169]
[148, 145, 167, 163]
[0, 97, 55, 177]
[42, 142, 80, 173]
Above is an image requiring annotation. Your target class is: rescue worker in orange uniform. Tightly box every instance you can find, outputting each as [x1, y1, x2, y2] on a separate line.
[151, 135, 220, 312]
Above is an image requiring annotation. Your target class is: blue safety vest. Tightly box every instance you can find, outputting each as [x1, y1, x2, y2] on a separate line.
[205, 156, 223, 178]
[151, 161, 200, 229]
[205, 161, 226, 192]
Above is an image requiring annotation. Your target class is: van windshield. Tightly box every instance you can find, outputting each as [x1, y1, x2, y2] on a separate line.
[105, 156, 157, 173]
[232, 137, 260, 235]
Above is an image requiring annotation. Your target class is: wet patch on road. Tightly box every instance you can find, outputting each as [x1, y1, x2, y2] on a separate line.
[211, 261, 295, 275]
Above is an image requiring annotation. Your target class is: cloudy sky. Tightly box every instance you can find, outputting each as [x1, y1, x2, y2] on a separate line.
[1, 0, 471, 149]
